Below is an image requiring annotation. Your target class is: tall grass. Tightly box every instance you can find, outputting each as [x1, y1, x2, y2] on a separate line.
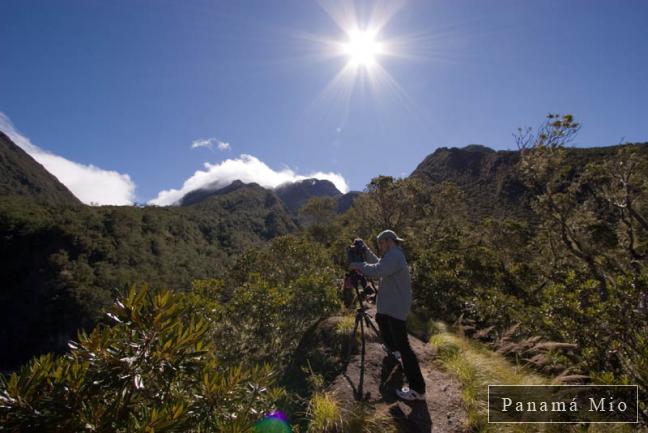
[428, 322, 640, 433]
[304, 391, 395, 433]
[306, 392, 344, 433]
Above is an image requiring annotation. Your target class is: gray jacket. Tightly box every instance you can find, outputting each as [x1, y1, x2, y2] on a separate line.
[356, 245, 412, 321]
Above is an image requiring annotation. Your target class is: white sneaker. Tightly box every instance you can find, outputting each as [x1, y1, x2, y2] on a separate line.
[392, 351, 401, 360]
[396, 386, 426, 401]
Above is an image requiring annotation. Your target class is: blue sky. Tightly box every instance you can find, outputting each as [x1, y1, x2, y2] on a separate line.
[1, 0, 647, 205]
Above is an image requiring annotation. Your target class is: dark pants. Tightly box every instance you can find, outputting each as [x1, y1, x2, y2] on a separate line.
[375, 312, 426, 394]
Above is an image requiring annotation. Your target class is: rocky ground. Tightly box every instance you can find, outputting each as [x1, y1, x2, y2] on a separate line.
[326, 306, 467, 433]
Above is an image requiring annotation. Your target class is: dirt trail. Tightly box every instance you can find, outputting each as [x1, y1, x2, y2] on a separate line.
[327, 306, 467, 433]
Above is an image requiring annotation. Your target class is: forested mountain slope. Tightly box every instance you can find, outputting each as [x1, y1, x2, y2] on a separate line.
[410, 142, 648, 222]
[0, 131, 81, 206]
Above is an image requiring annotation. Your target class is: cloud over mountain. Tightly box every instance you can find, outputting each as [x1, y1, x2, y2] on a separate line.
[0, 113, 136, 205]
[149, 154, 349, 206]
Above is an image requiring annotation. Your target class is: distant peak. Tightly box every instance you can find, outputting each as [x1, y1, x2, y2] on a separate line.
[274, 178, 343, 214]
[430, 144, 496, 156]
[178, 179, 266, 206]
[462, 144, 495, 152]
[275, 177, 335, 190]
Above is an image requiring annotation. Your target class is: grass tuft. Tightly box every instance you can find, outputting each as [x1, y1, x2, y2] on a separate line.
[429, 324, 640, 433]
[335, 315, 355, 336]
[304, 392, 396, 433]
[306, 392, 344, 433]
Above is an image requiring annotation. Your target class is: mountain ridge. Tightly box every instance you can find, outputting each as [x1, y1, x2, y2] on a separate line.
[0, 131, 81, 206]
[410, 141, 648, 222]
[275, 178, 342, 214]
[180, 177, 361, 215]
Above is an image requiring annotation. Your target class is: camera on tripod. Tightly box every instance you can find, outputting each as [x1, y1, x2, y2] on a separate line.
[343, 239, 376, 306]
[347, 239, 366, 264]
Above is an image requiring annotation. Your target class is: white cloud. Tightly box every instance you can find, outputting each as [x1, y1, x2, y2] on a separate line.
[149, 154, 349, 206]
[0, 112, 136, 205]
[191, 137, 230, 152]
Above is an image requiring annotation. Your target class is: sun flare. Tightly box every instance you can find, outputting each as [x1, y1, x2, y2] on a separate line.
[300, 0, 424, 121]
[342, 29, 383, 68]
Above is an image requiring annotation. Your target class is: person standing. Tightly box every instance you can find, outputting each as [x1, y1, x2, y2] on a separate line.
[348, 229, 426, 401]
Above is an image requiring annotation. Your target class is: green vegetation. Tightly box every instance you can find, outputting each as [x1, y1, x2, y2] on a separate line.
[429, 323, 637, 433]
[305, 392, 344, 433]
[328, 114, 648, 424]
[304, 391, 394, 433]
[430, 323, 545, 432]
[0, 235, 338, 432]
[2, 114, 648, 430]
[334, 314, 356, 336]
[298, 196, 339, 245]
[0, 285, 285, 433]
[0, 131, 81, 206]
[192, 236, 341, 371]
[0, 183, 297, 370]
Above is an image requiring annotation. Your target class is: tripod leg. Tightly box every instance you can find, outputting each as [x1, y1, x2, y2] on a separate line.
[363, 312, 381, 339]
[359, 315, 365, 400]
[345, 314, 361, 362]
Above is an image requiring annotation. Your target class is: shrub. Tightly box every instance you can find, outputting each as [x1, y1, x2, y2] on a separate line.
[0, 285, 285, 433]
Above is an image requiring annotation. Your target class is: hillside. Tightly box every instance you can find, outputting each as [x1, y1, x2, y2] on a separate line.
[0, 133, 300, 371]
[275, 178, 342, 213]
[4, 135, 647, 371]
[410, 142, 648, 222]
[181, 179, 297, 239]
[0, 197, 300, 371]
[181, 177, 361, 216]
[3, 129, 648, 429]
[337, 191, 361, 213]
[0, 131, 81, 206]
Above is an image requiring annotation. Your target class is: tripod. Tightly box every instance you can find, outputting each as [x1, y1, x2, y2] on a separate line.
[343, 270, 382, 400]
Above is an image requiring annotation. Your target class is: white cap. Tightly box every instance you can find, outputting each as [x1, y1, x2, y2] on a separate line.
[377, 229, 405, 243]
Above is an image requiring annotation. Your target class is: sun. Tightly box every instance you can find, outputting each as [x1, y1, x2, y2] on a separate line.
[342, 29, 384, 68]
[299, 0, 425, 119]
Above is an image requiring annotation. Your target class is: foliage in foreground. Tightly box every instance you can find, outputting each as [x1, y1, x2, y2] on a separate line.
[303, 391, 395, 433]
[0, 235, 343, 432]
[0, 286, 285, 433]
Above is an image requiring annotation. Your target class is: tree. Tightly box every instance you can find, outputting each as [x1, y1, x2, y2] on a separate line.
[298, 196, 339, 245]
[515, 113, 611, 301]
[582, 146, 648, 304]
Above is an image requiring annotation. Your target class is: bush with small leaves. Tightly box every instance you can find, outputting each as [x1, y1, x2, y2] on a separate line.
[0, 285, 285, 433]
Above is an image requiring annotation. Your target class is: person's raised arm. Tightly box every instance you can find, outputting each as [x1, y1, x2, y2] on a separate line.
[357, 249, 403, 279]
[364, 245, 379, 264]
